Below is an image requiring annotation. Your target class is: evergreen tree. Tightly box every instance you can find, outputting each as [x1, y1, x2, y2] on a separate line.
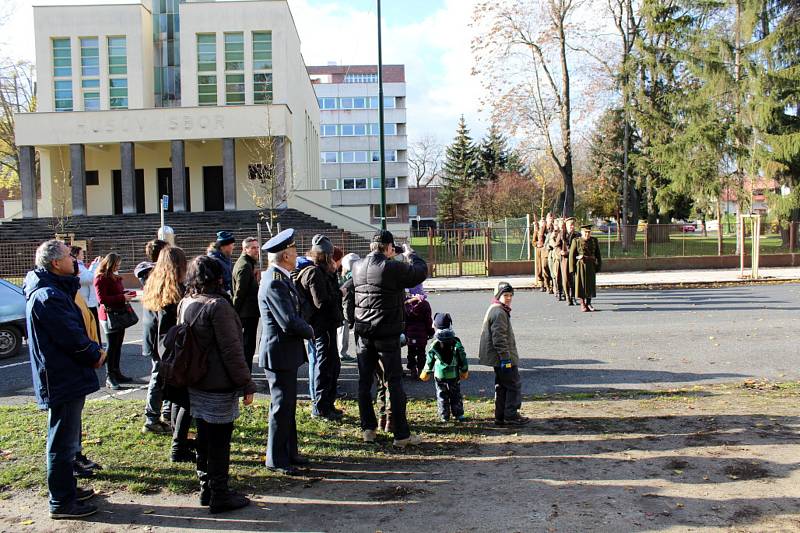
[438, 116, 479, 225]
[478, 123, 509, 181]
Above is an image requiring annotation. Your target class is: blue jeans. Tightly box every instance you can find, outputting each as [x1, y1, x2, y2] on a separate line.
[47, 396, 85, 511]
[145, 359, 171, 425]
[306, 339, 317, 400]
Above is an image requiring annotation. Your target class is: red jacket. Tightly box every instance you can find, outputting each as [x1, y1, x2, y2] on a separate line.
[94, 274, 127, 321]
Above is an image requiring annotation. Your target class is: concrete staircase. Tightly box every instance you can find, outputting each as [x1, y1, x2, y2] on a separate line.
[0, 209, 372, 280]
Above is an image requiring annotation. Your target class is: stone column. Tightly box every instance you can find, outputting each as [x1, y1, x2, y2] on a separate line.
[120, 142, 136, 214]
[70, 144, 87, 216]
[222, 138, 236, 211]
[171, 140, 186, 212]
[19, 145, 37, 218]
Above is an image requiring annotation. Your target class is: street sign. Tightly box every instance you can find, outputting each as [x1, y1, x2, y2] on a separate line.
[161, 195, 170, 211]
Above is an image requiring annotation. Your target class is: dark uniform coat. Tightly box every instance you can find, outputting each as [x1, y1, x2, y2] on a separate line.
[258, 265, 313, 470]
[561, 230, 579, 296]
[569, 236, 602, 299]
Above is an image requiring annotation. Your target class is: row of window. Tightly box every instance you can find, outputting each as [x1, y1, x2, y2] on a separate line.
[321, 177, 399, 190]
[197, 31, 272, 106]
[320, 123, 398, 137]
[373, 204, 398, 219]
[321, 151, 399, 164]
[344, 73, 378, 83]
[317, 96, 397, 110]
[53, 36, 127, 111]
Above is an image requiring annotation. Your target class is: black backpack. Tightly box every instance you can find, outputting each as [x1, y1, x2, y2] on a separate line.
[160, 300, 207, 388]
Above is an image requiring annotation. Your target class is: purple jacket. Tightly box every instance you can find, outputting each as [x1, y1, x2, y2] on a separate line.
[404, 297, 433, 347]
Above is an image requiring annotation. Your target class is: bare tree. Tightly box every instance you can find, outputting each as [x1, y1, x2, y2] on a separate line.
[472, 0, 588, 217]
[408, 135, 444, 187]
[0, 61, 36, 194]
[242, 109, 286, 237]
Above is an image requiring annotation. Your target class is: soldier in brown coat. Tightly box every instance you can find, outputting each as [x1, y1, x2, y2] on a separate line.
[560, 217, 579, 306]
[535, 213, 554, 293]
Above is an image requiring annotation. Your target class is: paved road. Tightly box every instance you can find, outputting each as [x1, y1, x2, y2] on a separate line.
[2, 284, 798, 405]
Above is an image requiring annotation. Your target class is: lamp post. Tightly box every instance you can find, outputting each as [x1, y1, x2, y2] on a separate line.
[377, 0, 387, 230]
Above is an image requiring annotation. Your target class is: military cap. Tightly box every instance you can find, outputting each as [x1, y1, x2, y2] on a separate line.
[215, 230, 235, 246]
[262, 228, 296, 253]
[565, 217, 576, 223]
[580, 224, 593, 230]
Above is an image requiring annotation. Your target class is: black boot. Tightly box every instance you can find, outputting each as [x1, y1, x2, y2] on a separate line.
[198, 470, 210, 506]
[196, 419, 210, 506]
[171, 408, 196, 463]
[207, 422, 250, 514]
[568, 297, 575, 306]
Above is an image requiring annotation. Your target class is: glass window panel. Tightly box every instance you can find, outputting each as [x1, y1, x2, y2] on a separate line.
[82, 79, 99, 89]
[197, 34, 216, 72]
[384, 97, 396, 108]
[339, 97, 353, 109]
[253, 72, 272, 104]
[321, 152, 338, 164]
[321, 125, 337, 136]
[340, 124, 354, 136]
[353, 97, 366, 109]
[341, 152, 354, 163]
[84, 94, 100, 110]
[253, 31, 272, 70]
[354, 124, 367, 136]
[53, 39, 71, 78]
[355, 151, 368, 163]
[107, 36, 127, 76]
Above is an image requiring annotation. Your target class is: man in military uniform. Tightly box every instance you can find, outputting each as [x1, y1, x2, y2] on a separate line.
[560, 217, 579, 306]
[535, 213, 553, 293]
[548, 218, 564, 301]
[258, 229, 314, 475]
[568, 224, 602, 312]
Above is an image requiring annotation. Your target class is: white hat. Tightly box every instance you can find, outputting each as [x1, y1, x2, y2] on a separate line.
[341, 252, 360, 273]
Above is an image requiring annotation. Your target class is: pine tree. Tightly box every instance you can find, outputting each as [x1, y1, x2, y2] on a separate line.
[438, 116, 478, 225]
[478, 123, 509, 181]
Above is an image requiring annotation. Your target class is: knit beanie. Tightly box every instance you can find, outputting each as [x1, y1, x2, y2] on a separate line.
[215, 231, 235, 246]
[494, 281, 514, 299]
[433, 312, 452, 330]
[341, 253, 360, 273]
[311, 234, 334, 255]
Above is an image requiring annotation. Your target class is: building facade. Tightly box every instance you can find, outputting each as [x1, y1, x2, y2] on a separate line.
[10, 0, 319, 219]
[301, 64, 409, 233]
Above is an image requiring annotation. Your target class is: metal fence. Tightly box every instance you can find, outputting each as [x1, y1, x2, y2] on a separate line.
[2, 221, 798, 283]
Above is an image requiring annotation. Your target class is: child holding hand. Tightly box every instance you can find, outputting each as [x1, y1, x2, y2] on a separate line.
[420, 313, 469, 422]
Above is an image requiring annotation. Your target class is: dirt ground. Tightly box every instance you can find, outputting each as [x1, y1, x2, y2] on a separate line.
[3, 384, 800, 533]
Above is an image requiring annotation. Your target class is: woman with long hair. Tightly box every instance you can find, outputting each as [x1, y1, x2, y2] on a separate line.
[180, 255, 255, 514]
[142, 247, 195, 462]
[94, 252, 135, 390]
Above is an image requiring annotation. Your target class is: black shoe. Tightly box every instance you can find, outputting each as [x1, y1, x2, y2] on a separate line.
[266, 465, 301, 476]
[76, 487, 95, 502]
[198, 471, 210, 506]
[171, 449, 197, 463]
[494, 419, 505, 426]
[504, 416, 530, 426]
[209, 489, 250, 514]
[50, 502, 98, 520]
[75, 453, 102, 471]
[116, 374, 133, 384]
[74, 464, 95, 478]
[290, 455, 310, 465]
[105, 376, 120, 390]
[568, 298, 575, 306]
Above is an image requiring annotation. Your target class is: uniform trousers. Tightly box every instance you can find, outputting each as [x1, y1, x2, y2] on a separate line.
[264, 368, 299, 469]
[356, 336, 410, 440]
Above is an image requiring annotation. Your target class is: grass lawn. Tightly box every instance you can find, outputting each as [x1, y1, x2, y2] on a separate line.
[0, 398, 495, 497]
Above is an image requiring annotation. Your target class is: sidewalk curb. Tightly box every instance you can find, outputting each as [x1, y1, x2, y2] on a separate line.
[425, 277, 800, 293]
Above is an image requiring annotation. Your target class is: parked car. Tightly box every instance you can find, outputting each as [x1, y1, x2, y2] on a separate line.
[681, 224, 697, 233]
[597, 222, 618, 234]
[0, 279, 27, 359]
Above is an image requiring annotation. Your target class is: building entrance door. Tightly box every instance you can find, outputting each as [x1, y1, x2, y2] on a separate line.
[157, 167, 192, 212]
[203, 166, 224, 212]
[112, 169, 145, 215]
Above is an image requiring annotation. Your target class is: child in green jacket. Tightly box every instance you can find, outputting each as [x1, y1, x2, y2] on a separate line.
[420, 313, 469, 422]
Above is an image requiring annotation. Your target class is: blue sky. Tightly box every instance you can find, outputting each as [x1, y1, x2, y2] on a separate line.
[2, 0, 486, 144]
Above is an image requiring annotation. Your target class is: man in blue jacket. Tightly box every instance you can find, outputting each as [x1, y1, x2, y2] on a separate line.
[207, 230, 235, 293]
[24, 240, 105, 519]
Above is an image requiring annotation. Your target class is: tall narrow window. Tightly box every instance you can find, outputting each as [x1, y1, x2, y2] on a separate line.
[80, 37, 99, 77]
[252, 31, 273, 104]
[108, 36, 127, 75]
[109, 79, 128, 109]
[108, 37, 127, 109]
[82, 79, 100, 111]
[224, 33, 244, 105]
[52, 38, 73, 111]
[197, 34, 217, 106]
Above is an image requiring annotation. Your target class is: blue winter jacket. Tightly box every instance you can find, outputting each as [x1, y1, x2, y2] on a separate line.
[208, 250, 233, 293]
[24, 268, 102, 409]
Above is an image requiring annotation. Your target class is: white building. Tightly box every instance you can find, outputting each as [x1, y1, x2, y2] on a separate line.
[299, 64, 409, 233]
[10, 0, 320, 219]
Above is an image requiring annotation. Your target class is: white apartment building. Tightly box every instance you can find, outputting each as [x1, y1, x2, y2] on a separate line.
[300, 65, 409, 233]
[10, 0, 320, 219]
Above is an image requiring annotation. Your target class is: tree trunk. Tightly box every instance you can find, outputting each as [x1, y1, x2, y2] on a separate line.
[557, 17, 575, 217]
